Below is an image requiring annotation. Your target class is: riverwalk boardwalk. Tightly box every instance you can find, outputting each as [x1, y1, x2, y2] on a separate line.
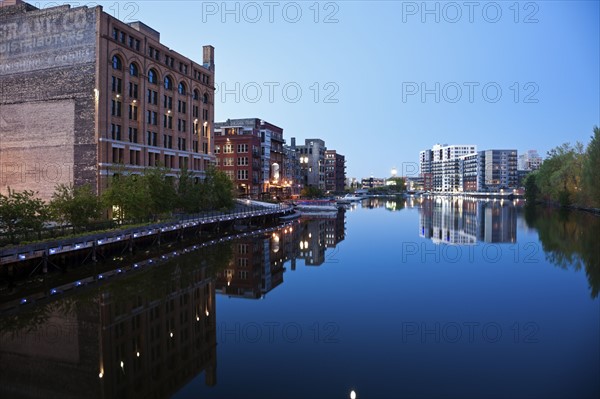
[0, 201, 294, 268]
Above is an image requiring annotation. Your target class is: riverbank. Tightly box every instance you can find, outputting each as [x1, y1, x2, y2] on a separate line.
[0, 201, 293, 271]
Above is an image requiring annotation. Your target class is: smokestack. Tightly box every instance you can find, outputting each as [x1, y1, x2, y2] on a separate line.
[203, 45, 214, 71]
[291, 137, 296, 148]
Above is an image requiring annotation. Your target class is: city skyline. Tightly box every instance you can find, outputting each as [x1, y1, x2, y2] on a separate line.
[62, 0, 600, 178]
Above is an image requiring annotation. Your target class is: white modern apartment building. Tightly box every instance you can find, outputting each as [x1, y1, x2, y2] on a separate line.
[429, 144, 477, 192]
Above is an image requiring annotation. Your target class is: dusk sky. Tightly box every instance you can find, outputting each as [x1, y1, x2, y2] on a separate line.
[52, 1, 600, 178]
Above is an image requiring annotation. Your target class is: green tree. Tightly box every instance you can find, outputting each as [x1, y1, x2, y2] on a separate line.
[102, 171, 150, 223]
[203, 167, 234, 210]
[177, 166, 201, 213]
[582, 126, 600, 208]
[387, 177, 406, 192]
[0, 188, 49, 242]
[301, 185, 324, 199]
[144, 166, 177, 218]
[523, 171, 539, 203]
[50, 184, 102, 231]
[535, 142, 584, 206]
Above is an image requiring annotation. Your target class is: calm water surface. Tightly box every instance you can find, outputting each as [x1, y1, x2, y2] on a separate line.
[1, 198, 599, 399]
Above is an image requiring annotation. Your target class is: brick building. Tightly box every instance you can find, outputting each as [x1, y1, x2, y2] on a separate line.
[324, 149, 346, 194]
[214, 118, 284, 198]
[0, 0, 215, 201]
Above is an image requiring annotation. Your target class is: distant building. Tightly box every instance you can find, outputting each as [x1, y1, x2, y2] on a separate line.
[283, 137, 302, 196]
[214, 118, 284, 197]
[0, 0, 215, 201]
[480, 149, 518, 191]
[421, 144, 477, 192]
[325, 150, 346, 194]
[214, 119, 262, 197]
[296, 138, 326, 190]
[518, 150, 543, 171]
[361, 177, 386, 189]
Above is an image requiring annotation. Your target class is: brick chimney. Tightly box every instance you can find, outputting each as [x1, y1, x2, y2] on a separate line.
[203, 45, 214, 71]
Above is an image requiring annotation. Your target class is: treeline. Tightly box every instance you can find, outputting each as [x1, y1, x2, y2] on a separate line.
[525, 126, 600, 208]
[0, 166, 234, 244]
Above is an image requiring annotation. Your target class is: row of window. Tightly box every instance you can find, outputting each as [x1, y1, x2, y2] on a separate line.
[112, 56, 210, 103]
[215, 144, 250, 154]
[112, 27, 140, 51]
[110, 126, 207, 153]
[216, 157, 249, 166]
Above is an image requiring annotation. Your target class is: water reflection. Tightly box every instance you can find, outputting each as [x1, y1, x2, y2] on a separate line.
[215, 211, 346, 298]
[525, 206, 600, 298]
[419, 198, 518, 244]
[0, 244, 226, 399]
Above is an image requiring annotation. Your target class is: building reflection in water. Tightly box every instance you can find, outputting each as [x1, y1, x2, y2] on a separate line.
[215, 210, 346, 299]
[419, 197, 517, 244]
[0, 247, 219, 399]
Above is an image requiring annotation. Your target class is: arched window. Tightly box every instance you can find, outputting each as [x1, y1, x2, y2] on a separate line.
[148, 69, 157, 84]
[203, 92, 209, 104]
[112, 55, 122, 70]
[178, 82, 186, 95]
[164, 76, 173, 90]
[193, 89, 200, 101]
[129, 63, 138, 77]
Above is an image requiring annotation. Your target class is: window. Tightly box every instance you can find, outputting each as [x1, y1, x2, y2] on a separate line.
[112, 146, 124, 163]
[129, 149, 140, 166]
[193, 141, 198, 153]
[129, 104, 138, 121]
[164, 115, 173, 129]
[129, 63, 138, 77]
[111, 99, 122, 117]
[119, 31, 126, 44]
[202, 142, 208, 154]
[203, 92, 208, 104]
[111, 123, 122, 140]
[178, 137, 187, 151]
[177, 119, 186, 132]
[111, 76, 122, 93]
[135, 39, 140, 51]
[193, 89, 199, 101]
[237, 170, 248, 180]
[112, 55, 122, 70]
[223, 157, 234, 166]
[147, 111, 158, 125]
[178, 100, 186, 114]
[178, 82, 186, 95]
[214, 145, 220, 154]
[148, 69, 158, 84]
[147, 89, 158, 105]
[193, 105, 199, 118]
[163, 95, 172, 109]
[223, 144, 233, 154]
[112, 28, 119, 41]
[129, 82, 138, 99]
[202, 109, 208, 120]
[237, 144, 248, 153]
[129, 127, 138, 143]
[237, 157, 248, 166]
[147, 131, 158, 146]
[164, 76, 173, 90]
[163, 134, 171, 149]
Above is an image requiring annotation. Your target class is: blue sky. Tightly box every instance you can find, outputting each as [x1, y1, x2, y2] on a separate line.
[64, 1, 600, 178]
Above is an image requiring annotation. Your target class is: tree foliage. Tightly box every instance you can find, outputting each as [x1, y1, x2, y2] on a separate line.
[582, 126, 600, 207]
[0, 188, 49, 242]
[50, 184, 102, 230]
[301, 185, 325, 199]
